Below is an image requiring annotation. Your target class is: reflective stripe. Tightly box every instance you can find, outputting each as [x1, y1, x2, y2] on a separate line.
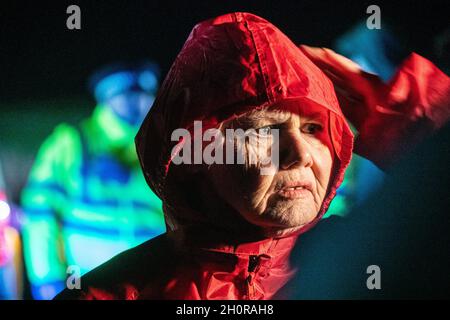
[25, 182, 67, 196]
[62, 219, 163, 239]
[24, 208, 54, 217]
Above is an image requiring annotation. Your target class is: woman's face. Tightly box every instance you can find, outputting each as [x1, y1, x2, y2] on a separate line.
[206, 106, 334, 236]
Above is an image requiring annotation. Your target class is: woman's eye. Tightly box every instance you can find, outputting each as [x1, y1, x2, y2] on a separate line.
[303, 123, 323, 134]
[258, 125, 273, 135]
[257, 124, 280, 136]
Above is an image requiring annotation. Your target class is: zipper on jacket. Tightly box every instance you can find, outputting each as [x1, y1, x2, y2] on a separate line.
[246, 255, 261, 299]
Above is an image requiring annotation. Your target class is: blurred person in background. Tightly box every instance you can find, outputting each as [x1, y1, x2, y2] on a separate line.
[20, 61, 166, 300]
[0, 160, 22, 300]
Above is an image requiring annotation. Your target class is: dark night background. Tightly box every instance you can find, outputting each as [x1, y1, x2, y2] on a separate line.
[0, 0, 449, 203]
[1, 0, 449, 100]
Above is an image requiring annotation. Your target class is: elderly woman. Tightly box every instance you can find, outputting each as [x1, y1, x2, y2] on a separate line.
[56, 12, 449, 300]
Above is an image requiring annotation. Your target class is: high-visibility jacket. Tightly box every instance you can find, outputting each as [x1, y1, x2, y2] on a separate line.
[22, 105, 166, 299]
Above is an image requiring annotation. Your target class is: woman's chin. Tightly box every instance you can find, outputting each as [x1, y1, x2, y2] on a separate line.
[260, 225, 305, 238]
[257, 212, 319, 237]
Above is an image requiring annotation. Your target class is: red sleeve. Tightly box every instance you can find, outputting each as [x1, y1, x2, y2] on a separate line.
[353, 53, 450, 169]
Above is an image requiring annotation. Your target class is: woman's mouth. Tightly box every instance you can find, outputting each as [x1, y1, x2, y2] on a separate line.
[276, 181, 313, 199]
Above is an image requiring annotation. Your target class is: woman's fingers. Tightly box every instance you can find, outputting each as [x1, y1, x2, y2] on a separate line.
[299, 45, 386, 129]
[299, 45, 362, 76]
[300, 45, 365, 96]
[300, 46, 367, 105]
[300, 44, 385, 103]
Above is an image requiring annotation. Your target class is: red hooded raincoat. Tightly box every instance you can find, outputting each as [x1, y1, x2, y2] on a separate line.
[55, 12, 449, 300]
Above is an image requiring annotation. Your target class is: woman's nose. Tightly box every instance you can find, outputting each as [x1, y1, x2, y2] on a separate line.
[280, 131, 313, 170]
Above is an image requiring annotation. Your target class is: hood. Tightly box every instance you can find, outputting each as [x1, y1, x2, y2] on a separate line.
[136, 12, 353, 235]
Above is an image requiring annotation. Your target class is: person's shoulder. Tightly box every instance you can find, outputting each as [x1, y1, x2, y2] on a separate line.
[54, 232, 176, 300]
[36, 123, 82, 161]
[44, 123, 80, 147]
[25, 123, 83, 182]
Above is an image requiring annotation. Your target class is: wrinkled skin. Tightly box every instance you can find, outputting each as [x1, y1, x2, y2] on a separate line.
[197, 106, 334, 237]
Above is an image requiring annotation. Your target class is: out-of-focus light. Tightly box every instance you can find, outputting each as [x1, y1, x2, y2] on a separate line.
[138, 71, 158, 92]
[94, 71, 136, 102]
[0, 200, 11, 221]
